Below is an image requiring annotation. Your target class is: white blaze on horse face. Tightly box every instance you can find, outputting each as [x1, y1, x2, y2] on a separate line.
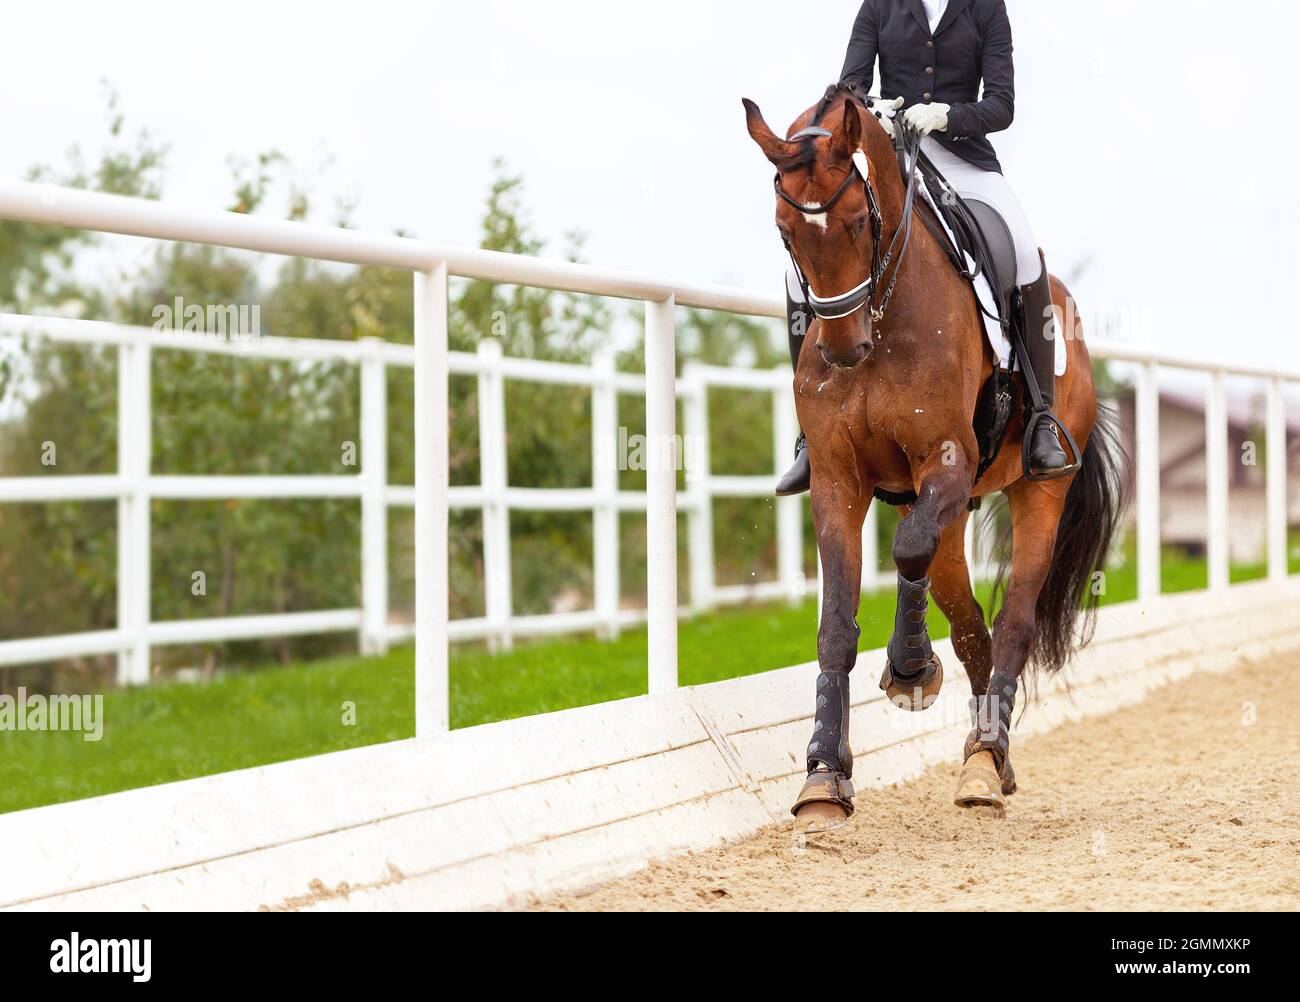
[801, 204, 828, 232]
[800, 151, 870, 233]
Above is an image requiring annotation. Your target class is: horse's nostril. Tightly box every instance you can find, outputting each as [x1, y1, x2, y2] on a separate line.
[818, 346, 841, 368]
[819, 342, 871, 369]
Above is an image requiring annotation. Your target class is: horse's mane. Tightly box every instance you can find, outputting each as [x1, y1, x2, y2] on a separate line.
[813, 80, 872, 123]
[773, 81, 874, 173]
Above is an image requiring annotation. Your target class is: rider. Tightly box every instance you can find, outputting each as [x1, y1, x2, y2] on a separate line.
[775, 0, 1067, 496]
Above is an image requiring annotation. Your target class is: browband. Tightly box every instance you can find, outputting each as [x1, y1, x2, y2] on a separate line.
[773, 168, 859, 217]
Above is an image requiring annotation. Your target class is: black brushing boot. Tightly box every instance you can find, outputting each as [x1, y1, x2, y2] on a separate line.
[954, 670, 1019, 814]
[791, 669, 856, 828]
[879, 573, 944, 711]
[775, 280, 811, 497]
[1019, 252, 1068, 473]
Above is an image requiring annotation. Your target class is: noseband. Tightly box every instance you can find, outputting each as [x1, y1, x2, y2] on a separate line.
[776, 121, 921, 325]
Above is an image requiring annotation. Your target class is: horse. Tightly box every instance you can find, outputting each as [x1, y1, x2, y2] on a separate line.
[743, 84, 1125, 829]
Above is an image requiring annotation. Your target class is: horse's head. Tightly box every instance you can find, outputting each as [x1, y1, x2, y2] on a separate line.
[744, 89, 894, 369]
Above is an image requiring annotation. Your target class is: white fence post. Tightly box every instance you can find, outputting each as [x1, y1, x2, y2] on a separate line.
[116, 332, 151, 686]
[816, 553, 824, 628]
[974, 504, 995, 582]
[1266, 377, 1289, 582]
[683, 364, 715, 612]
[862, 504, 881, 592]
[1206, 370, 1230, 591]
[644, 297, 678, 694]
[477, 338, 513, 652]
[360, 336, 389, 657]
[1136, 361, 1162, 600]
[414, 263, 450, 737]
[964, 508, 977, 583]
[591, 348, 621, 639]
[963, 504, 993, 584]
[774, 387, 805, 603]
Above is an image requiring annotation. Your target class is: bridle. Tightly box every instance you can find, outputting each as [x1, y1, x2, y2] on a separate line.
[775, 116, 923, 325]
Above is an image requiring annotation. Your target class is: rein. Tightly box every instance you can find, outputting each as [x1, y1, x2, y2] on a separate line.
[775, 112, 924, 325]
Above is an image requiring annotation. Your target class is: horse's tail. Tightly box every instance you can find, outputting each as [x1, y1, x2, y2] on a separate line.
[990, 402, 1129, 675]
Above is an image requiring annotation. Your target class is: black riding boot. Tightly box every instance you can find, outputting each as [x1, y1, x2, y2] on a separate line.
[1019, 252, 1068, 473]
[775, 283, 811, 497]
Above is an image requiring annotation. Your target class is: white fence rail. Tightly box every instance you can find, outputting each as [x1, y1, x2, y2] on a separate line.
[0, 180, 1294, 737]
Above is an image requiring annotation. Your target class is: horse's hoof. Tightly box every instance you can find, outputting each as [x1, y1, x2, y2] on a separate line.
[791, 770, 855, 834]
[793, 801, 851, 835]
[879, 654, 943, 712]
[954, 751, 1007, 819]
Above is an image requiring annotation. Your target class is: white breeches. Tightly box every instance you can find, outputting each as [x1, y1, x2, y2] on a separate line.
[919, 137, 1042, 286]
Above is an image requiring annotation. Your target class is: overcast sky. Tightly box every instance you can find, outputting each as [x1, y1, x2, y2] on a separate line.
[5, 0, 1299, 372]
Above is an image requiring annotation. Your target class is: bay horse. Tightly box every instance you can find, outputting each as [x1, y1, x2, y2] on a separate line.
[744, 85, 1124, 828]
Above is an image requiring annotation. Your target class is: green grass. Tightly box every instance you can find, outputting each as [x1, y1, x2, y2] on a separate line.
[0, 548, 1281, 815]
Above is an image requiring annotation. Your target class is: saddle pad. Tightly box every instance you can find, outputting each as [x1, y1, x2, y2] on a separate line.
[911, 171, 1067, 379]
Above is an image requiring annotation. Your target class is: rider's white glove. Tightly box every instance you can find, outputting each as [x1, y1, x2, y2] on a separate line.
[865, 96, 905, 139]
[902, 102, 951, 136]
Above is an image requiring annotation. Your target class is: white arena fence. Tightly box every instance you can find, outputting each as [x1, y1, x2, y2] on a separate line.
[0, 181, 1294, 740]
[0, 314, 946, 680]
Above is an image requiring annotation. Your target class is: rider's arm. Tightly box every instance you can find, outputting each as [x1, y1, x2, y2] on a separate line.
[944, 0, 1016, 140]
[839, 1, 878, 92]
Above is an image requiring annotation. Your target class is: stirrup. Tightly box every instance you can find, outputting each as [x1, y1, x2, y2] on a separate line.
[1022, 409, 1082, 482]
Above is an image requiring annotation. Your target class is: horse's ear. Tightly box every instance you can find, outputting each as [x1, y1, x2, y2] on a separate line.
[743, 98, 801, 167]
[838, 99, 863, 156]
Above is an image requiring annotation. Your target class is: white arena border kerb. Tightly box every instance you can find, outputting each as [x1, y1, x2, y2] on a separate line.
[2, 578, 1298, 911]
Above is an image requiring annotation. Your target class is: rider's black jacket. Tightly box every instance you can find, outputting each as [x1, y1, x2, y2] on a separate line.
[840, 0, 1014, 173]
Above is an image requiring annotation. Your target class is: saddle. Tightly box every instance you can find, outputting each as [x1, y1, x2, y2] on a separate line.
[955, 199, 1018, 298]
[871, 142, 1019, 511]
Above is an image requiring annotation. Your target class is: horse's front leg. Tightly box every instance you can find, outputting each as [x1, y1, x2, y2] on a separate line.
[792, 470, 871, 834]
[881, 450, 977, 711]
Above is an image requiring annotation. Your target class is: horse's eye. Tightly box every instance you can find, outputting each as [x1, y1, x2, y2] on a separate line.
[851, 213, 871, 238]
